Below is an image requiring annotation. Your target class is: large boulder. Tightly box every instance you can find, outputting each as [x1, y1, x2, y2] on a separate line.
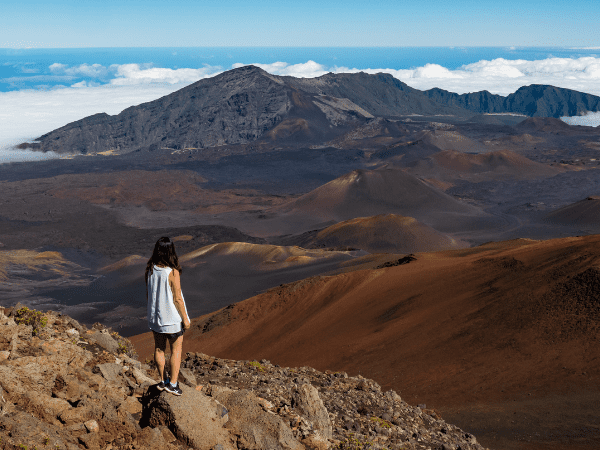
[0, 361, 58, 398]
[211, 388, 304, 450]
[178, 367, 197, 387]
[293, 384, 333, 439]
[88, 330, 120, 353]
[94, 363, 126, 386]
[42, 338, 93, 368]
[141, 384, 235, 450]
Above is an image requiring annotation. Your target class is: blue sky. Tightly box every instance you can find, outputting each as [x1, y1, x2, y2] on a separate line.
[2, 0, 600, 48]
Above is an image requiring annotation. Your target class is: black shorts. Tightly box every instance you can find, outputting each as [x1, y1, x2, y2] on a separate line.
[156, 322, 185, 339]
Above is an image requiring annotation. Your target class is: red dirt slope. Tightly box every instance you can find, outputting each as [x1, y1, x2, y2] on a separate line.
[131, 235, 600, 450]
[290, 214, 466, 253]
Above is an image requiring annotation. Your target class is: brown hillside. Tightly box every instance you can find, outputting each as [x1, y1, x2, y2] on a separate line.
[411, 149, 561, 181]
[284, 214, 466, 253]
[272, 167, 494, 234]
[131, 235, 600, 450]
[420, 129, 487, 153]
[514, 117, 584, 135]
[98, 242, 372, 335]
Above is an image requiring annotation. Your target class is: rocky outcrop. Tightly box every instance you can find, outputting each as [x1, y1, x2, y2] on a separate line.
[142, 384, 234, 449]
[182, 354, 488, 450]
[293, 384, 333, 440]
[211, 387, 304, 450]
[284, 72, 471, 119]
[33, 66, 293, 154]
[0, 305, 489, 450]
[0, 307, 145, 450]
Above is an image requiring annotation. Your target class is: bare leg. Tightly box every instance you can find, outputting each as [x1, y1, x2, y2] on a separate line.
[169, 335, 183, 384]
[153, 331, 168, 381]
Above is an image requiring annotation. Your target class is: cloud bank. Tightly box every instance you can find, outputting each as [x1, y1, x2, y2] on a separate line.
[4, 56, 600, 162]
[238, 56, 600, 97]
[561, 111, 600, 127]
[36, 56, 600, 96]
[0, 83, 187, 162]
[46, 62, 224, 86]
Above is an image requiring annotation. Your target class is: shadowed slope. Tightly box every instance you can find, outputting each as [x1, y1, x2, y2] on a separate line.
[425, 85, 600, 118]
[283, 71, 472, 118]
[545, 196, 600, 228]
[419, 129, 488, 153]
[29, 67, 471, 155]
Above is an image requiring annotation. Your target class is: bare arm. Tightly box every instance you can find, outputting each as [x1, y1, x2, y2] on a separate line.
[169, 269, 191, 330]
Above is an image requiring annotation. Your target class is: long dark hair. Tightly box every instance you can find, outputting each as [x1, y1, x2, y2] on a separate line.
[145, 237, 182, 283]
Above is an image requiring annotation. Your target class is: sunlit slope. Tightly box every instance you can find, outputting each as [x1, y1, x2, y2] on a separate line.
[179, 241, 363, 270]
[133, 235, 600, 412]
[283, 214, 466, 253]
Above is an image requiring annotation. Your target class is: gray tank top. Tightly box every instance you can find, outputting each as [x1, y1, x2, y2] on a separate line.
[147, 265, 188, 332]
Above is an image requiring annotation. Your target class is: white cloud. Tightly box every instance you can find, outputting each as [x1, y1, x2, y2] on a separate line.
[230, 56, 600, 96]
[49, 63, 67, 72]
[0, 148, 63, 164]
[50, 62, 109, 78]
[366, 57, 600, 96]
[48, 62, 224, 85]
[0, 63, 225, 162]
[109, 64, 222, 86]
[412, 63, 462, 79]
[0, 83, 189, 161]
[232, 61, 329, 78]
[561, 111, 600, 127]
[70, 80, 102, 88]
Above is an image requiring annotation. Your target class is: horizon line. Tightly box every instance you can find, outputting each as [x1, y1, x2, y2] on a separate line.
[1, 45, 593, 50]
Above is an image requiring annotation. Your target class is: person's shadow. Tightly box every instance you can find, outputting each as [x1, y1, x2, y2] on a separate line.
[138, 383, 166, 428]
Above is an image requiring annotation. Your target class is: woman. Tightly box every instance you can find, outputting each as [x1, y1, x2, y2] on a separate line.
[146, 236, 191, 396]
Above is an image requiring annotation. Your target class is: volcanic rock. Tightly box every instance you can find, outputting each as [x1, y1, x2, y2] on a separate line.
[141, 384, 234, 449]
[211, 388, 304, 450]
[0, 305, 489, 450]
[24, 65, 600, 155]
[28, 65, 578, 156]
[293, 383, 333, 439]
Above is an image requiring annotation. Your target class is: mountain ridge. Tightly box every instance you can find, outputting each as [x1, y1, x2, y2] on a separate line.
[424, 84, 600, 118]
[25, 66, 600, 155]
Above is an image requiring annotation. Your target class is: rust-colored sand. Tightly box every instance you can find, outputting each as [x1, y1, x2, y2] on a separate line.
[131, 235, 600, 450]
[293, 214, 466, 253]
